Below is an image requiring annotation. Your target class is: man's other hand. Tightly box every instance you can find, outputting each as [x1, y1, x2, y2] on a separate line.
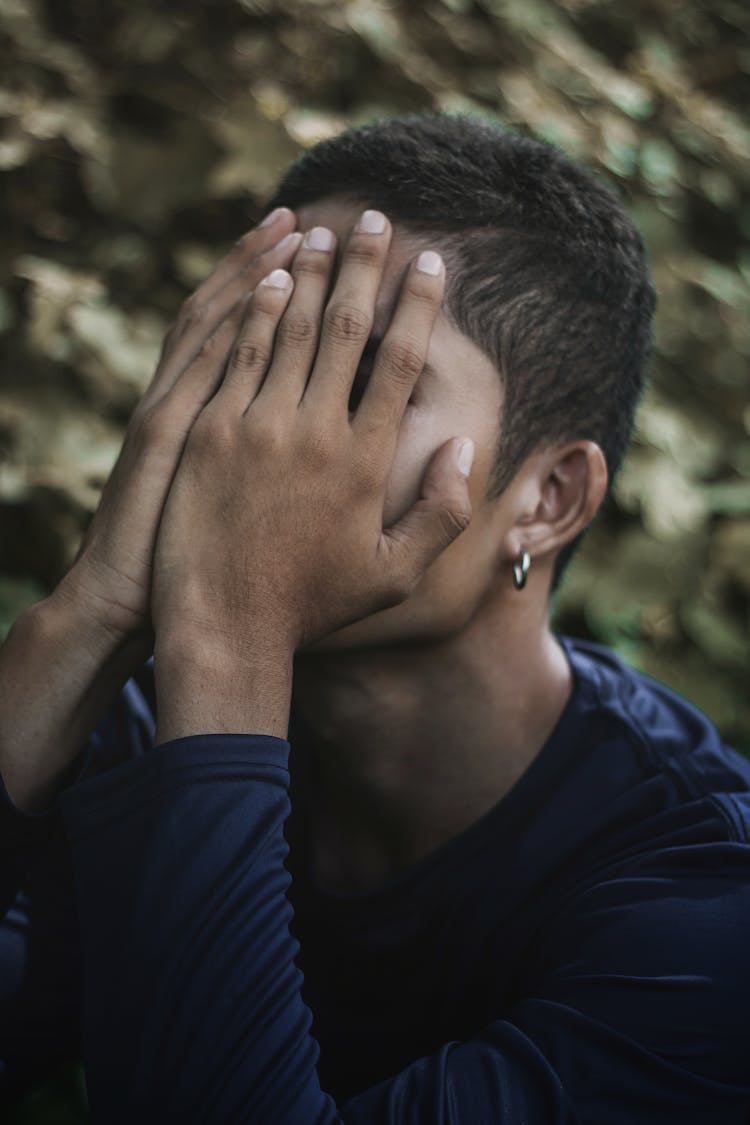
[61, 208, 302, 642]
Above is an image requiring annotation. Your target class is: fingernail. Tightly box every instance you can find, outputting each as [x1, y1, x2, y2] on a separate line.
[303, 226, 335, 252]
[274, 231, 302, 251]
[416, 250, 443, 276]
[355, 209, 386, 234]
[260, 207, 286, 227]
[457, 439, 475, 478]
[259, 268, 292, 289]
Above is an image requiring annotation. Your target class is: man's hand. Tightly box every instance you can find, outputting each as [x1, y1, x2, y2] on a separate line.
[0, 208, 303, 810]
[62, 208, 302, 641]
[152, 211, 474, 741]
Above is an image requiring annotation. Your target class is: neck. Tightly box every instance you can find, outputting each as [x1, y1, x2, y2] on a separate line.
[292, 589, 572, 894]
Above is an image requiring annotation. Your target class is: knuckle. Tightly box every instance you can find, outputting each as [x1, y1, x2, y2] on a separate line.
[249, 416, 285, 454]
[293, 252, 332, 280]
[233, 339, 271, 372]
[324, 302, 371, 345]
[438, 505, 472, 541]
[190, 410, 233, 455]
[403, 271, 442, 305]
[345, 238, 384, 267]
[182, 301, 210, 332]
[277, 314, 316, 349]
[129, 401, 164, 446]
[195, 330, 220, 360]
[178, 293, 196, 320]
[128, 401, 183, 459]
[380, 339, 424, 383]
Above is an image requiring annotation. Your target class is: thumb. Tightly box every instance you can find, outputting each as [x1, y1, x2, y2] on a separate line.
[382, 437, 474, 584]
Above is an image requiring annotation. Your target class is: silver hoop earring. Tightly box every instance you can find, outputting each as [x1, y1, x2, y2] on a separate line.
[512, 547, 531, 591]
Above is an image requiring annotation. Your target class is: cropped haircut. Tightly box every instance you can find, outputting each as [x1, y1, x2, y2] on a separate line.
[266, 113, 656, 583]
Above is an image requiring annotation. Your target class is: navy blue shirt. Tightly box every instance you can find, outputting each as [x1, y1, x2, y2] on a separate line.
[2, 638, 750, 1121]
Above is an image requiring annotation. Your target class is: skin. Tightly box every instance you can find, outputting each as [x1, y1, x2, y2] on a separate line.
[153, 200, 608, 893]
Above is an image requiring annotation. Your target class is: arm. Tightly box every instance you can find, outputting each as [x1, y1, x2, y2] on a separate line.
[60, 734, 556, 1124]
[61, 732, 750, 1124]
[0, 583, 151, 810]
[0, 209, 302, 1098]
[0, 209, 301, 811]
[0, 657, 158, 1102]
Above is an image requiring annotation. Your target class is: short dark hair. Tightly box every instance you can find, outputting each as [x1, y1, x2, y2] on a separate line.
[266, 113, 656, 583]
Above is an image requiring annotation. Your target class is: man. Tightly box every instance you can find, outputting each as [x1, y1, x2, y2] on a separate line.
[1, 114, 749, 1122]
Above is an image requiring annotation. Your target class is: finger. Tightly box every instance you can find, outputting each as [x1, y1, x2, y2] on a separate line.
[148, 232, 303, 407]
[302, 210, 391, 415]
[257, 226, 337, 407]
[191, 207, 296, 308]
[145, 210, 295, 403]
[213, 269, 294, 412]
[157, 298, 249, 428]
[379, 437, 474, 594]
[107, 306, 252, 600]
[355, 251, 444, 454]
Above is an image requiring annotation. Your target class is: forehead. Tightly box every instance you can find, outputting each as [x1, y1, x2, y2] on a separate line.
[295, 197, 503, 416]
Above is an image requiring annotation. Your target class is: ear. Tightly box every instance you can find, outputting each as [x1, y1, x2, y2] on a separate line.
[502, 441, 608, 563]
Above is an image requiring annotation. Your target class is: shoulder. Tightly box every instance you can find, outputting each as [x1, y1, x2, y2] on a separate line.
[560, 635, 750, 833]
[525, 640, 750, 1087]
[528, 811, 750, 1089]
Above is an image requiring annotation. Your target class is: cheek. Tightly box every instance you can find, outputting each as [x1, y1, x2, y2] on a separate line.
[381, 393, 500, 529]
[381, 409, 438, 527]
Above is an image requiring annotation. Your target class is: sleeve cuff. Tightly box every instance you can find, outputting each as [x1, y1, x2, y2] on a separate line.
[60, 732, 291, 840]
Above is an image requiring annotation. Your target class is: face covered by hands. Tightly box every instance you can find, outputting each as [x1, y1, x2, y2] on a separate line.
[151, 210, 475, 672]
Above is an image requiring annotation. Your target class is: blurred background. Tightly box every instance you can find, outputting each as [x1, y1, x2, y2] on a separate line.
[1, 1, 749, 743]
[1, 2, 749, 1115]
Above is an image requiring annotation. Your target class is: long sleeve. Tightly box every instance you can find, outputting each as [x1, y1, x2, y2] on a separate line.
[62, 736, 337, 1124]
[0, 663, 156, 1100]
[0, 779, 81, 1099]
[60, 736, 750, 1124]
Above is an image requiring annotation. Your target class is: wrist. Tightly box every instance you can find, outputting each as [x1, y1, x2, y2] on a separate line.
[22, 583, 154, 699]
[0, 586, 152, 813]
[36, 578, 142, 663]
[154, 624, 294, 745]
[56, 556, 149, 644]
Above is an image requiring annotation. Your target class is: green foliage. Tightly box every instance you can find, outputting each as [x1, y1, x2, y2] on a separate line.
[1, 3, 747, 736]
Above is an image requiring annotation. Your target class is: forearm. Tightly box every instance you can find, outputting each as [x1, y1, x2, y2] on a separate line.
[61, 733, 337, 1125]
[0, 571, 151, 811]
